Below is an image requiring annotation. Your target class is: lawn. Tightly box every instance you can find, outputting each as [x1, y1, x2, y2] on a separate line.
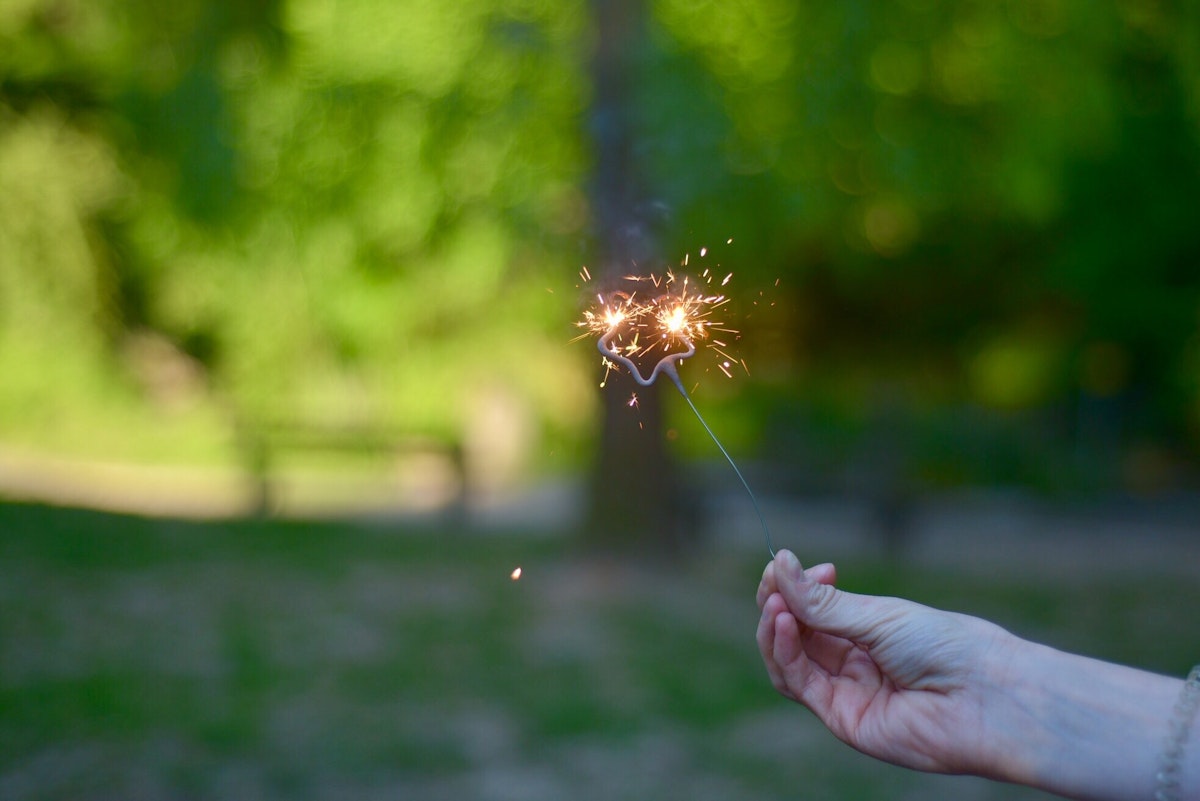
[1, 501, 1196, 800]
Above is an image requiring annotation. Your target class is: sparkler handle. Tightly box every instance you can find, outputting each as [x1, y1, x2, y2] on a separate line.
[598, 327, 774, 558]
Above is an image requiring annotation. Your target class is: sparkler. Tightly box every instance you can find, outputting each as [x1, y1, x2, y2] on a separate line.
[576, 268, 775, 558]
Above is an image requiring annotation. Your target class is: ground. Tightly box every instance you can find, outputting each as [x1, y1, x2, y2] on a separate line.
[1, 489, 1197, 800]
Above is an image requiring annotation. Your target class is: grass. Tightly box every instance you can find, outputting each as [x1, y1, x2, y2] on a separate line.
[1, 500, 1196, 800]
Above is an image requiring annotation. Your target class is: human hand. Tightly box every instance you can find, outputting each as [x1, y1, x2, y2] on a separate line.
[756, 550, 1016, 775]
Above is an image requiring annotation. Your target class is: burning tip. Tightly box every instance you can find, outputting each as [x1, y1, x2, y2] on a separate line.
[510, 566, 523, 581]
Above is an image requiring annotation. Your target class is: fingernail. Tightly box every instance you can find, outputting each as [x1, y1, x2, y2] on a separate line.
[779, 549, 802, 580]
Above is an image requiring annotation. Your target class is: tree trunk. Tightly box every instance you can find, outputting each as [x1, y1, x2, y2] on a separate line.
[583, 0, 693, 552]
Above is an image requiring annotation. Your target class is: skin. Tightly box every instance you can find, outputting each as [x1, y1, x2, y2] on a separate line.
[756, 550, 1194, 801]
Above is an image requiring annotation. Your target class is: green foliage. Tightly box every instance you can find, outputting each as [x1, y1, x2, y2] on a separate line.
[642, 0, 1200, 468]
[1, 0, 1198, 482]
[0, 0, 592, 467]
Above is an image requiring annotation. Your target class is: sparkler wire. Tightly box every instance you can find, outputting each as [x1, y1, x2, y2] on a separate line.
[597, 330, 776, 558]
[672, 380, 776, 559]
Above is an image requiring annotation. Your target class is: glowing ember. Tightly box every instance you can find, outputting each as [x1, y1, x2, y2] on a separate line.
[510, 566, 522, 580]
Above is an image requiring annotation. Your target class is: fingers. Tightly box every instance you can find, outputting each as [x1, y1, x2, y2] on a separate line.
[760, 590, 843, 708]
[756, 562, 775, 610]
[773, 606, 804, 668]
[756, 551, 857, 707]
[806, 562, 837, 586]
[757, 592, 798, 700]
[757, 558, 837, 610]
[773, 550, 881, 644]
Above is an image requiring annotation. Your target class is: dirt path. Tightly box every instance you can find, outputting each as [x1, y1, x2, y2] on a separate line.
[2, 443, 1195, 582]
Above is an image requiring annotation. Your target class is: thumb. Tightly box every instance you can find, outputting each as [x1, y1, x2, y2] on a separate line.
[773, 550, 883, 644]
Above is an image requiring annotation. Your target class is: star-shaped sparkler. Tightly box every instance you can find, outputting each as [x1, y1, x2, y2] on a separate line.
[577, 269, 775, 557]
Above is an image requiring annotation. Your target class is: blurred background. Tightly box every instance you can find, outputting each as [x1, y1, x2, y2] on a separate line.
[2, 1, 1199, 799]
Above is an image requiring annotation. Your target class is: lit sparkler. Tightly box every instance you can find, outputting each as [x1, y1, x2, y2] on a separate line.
[576, 266, 775, 557]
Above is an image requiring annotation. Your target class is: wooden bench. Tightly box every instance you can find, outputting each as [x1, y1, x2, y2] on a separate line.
[233, 420, 467, 517]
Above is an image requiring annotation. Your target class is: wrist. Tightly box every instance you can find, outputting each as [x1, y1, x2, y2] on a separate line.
[967, 628, 1047, 785]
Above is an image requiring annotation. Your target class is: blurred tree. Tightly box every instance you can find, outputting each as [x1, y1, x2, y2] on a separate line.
[583, 0, 693, 551]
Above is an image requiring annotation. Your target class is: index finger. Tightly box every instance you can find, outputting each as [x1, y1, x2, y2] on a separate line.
[757, 560, 779, 610]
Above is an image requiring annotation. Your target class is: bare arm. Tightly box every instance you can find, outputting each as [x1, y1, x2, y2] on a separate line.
[756, 550, 1196, 801]
[995, 639, 1184, 799]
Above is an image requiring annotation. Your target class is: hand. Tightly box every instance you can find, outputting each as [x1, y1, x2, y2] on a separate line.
[756, 550, 1015, 775]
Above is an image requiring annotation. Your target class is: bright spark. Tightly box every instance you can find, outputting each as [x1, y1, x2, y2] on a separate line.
[511, 566, 523, 580]
[662, 306, 687, 334]
[575, 267, 740, 382]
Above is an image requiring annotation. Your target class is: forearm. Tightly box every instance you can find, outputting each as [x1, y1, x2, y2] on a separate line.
[983, 637, 1190, 801]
